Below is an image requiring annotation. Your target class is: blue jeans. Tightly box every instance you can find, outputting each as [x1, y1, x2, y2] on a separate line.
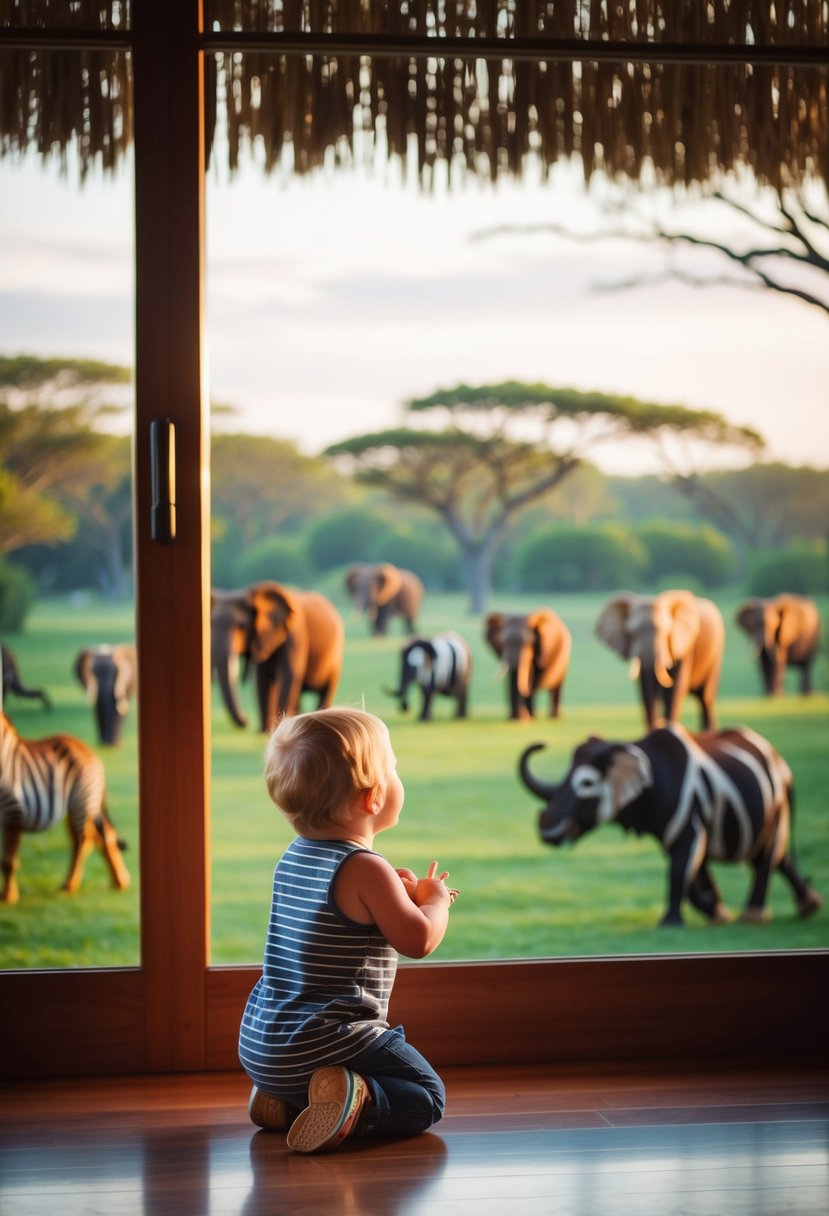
[345, 1025, 446, 1139]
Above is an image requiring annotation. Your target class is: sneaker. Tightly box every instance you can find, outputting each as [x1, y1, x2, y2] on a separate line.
[248, 1085, 294, 1131]
[286, 1066, 370, 1153]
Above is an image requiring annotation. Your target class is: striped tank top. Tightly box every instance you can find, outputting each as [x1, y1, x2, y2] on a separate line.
[238, 837, 398, 1096]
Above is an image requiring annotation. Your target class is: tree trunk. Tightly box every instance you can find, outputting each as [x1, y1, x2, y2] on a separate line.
[463, 544, 493, 614]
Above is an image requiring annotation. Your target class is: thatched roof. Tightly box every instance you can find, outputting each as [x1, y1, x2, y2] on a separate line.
[1, 1, 827, 191]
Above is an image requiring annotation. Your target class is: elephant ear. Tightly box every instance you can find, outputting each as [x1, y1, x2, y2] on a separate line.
[372, 563, 402, 605]
[73, 649, 98, 705]
[606, 744, 653, 812]
[736, 599, 762, 633]
[344, 566, 363, 595]
[776, 598, 801, 649]
[249, 583, 294, 662]
[113, 645, 138, 710]
[484, 613, 506, 657]
[666, 591, 701, 663]
[74, 649, 93, 689]
[527, 610, 558, 668]
[595, 594, 637, 658]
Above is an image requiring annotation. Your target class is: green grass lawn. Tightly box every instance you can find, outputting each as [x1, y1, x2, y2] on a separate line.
[1, 587, 827, 968]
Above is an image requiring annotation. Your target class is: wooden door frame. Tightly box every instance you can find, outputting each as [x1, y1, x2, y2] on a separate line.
[0, 5, 826, 1082]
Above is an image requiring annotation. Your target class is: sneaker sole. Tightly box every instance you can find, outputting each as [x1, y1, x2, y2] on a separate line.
[248, 1085, 291, 1131]
[287, 1067, 365, 1153]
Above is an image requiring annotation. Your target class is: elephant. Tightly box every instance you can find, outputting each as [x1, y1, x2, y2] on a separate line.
[344, 563, 424, 636]
[595, 591, 725, 730]
[519, 723, 823, 927]
[484, 608, 571, 721]
[74, 644, 138, 746]
[0, 645, 51, 711]
[384, 631, 473, 721]
[211, 582, 344, 731]
[736, 594, 821, 696]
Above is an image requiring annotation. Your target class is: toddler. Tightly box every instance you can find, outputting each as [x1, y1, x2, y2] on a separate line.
[238, 706, 459, 1153]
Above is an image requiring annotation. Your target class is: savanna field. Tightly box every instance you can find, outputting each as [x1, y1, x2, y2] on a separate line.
[1, 583, 827, 969]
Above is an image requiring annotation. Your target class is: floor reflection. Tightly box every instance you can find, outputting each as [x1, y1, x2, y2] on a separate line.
[239, 1129, 449, 1215]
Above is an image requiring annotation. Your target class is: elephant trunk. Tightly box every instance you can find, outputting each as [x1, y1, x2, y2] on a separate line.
[654, 657, 674, 689]
[515, 648, 534, 701]
[519, 744, 558, 800]
[215, 651, 248, 728]
[652, 636, 674, 689]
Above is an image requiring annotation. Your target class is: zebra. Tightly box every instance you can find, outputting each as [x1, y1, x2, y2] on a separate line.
[519, 722, 823, 926]
[384, 631, 473, 720]
[0, 645, 51, 712]
[0, 711, 130, 904]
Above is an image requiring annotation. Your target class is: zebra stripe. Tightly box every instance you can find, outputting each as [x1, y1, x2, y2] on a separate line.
[663, 727, 774, 860]
[0, 714, 105, 836]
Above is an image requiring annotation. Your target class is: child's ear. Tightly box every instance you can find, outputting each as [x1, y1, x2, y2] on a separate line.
[363, 786, 382, 815]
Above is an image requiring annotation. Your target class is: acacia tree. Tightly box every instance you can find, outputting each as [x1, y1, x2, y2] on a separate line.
[211, 431, 350, 550]
[325, 382, 762, 611]
[0, 356, 134, 596]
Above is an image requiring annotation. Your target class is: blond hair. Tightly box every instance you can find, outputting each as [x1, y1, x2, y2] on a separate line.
[264, 707, 390, 834]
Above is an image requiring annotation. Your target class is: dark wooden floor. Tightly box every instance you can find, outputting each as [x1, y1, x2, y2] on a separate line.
[2, 1061, 828, 1215]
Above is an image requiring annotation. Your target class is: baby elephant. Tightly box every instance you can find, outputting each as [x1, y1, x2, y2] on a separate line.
[519, 722, 822, 927]
[0, 711, 130, 903]
[74, 644, 138, 745]
[384, 631, 472, 721]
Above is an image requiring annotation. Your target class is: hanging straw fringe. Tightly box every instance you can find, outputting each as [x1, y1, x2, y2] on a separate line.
[1, 1, 827, 191]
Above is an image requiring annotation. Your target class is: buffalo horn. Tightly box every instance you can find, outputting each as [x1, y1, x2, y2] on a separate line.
[518, 743, 559, 799]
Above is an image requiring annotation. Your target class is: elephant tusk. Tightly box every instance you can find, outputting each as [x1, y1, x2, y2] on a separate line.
[493, 661, 509, 682]
[628, 657, 641, 681]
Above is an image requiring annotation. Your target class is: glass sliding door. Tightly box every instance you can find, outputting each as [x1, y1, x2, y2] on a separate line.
[205, 44, 828, 965]
[0, 39, 139, 967]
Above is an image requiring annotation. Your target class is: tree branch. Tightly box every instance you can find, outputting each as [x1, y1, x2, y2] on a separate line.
[474, 190, 829, 317]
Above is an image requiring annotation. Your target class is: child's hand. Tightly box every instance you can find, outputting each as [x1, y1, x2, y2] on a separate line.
[413, 860, 460, 907]
[395, 867, 418, 901]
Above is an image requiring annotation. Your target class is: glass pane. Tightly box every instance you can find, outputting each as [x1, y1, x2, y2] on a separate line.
[205, 0, 824, 47]
[207, 51, 828, 964]
[0, 1, 130, 30]
[0, 49, 138, 968]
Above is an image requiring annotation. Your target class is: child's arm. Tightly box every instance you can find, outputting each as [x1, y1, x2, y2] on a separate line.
[334, 854, 458, 959]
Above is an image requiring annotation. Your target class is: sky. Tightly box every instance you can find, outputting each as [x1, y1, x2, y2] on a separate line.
[1, 143, 827, 476]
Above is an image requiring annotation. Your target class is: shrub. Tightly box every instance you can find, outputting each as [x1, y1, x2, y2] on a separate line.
[0, 556, 37, 632]
[370, 527, 465, 590]
[513, 523, 647, 592]
[235, 536, 315, 588]
[746, 542, 829, 596]
[306, 507, 388, 571]
[634, 521, 734, 589]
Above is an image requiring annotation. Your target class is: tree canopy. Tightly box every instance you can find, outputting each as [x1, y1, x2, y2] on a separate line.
[325, 382, 763, 610]
[0, 357, 131, 559]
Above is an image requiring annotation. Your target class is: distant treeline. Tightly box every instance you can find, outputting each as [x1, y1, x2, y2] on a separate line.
[3, 427, 829, 631]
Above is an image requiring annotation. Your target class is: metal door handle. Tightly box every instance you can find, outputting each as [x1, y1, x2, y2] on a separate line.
[150, 419, 176, 542]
